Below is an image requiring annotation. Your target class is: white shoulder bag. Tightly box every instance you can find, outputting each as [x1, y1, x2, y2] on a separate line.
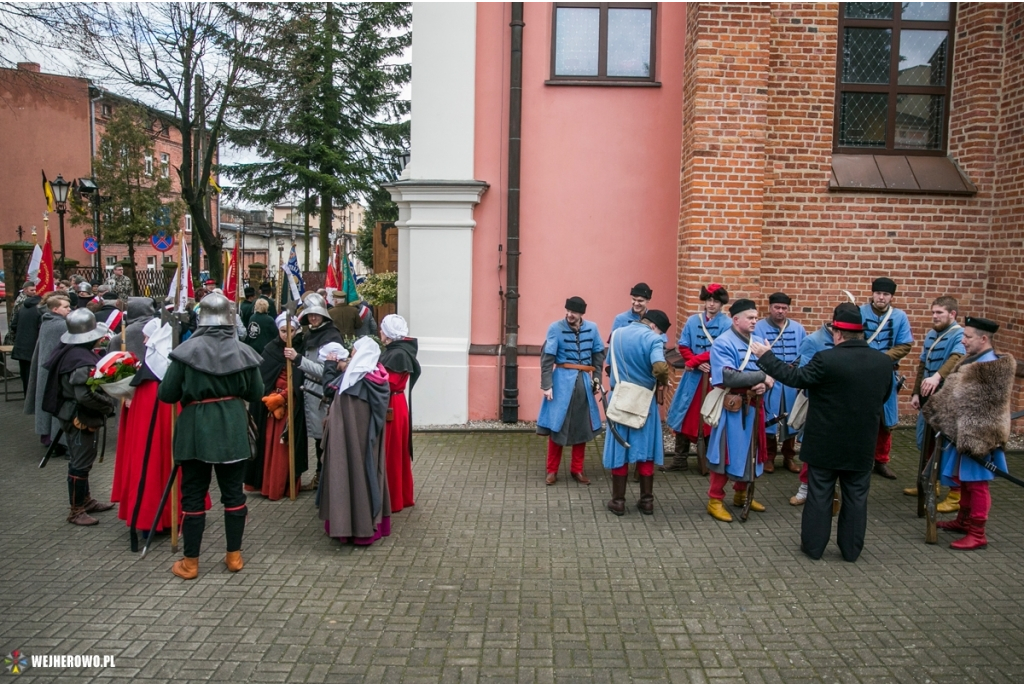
[700, 339, 754, 428]
[605, 329, 655, 429]
[788, 390, 809, 431]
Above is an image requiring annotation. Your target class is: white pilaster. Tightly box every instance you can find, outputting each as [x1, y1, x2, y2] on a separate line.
[387, 3, 487, 426]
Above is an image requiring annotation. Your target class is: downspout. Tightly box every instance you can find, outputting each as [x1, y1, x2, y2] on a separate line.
[501, 2, 524, 423]
[89, 87, 103, 271]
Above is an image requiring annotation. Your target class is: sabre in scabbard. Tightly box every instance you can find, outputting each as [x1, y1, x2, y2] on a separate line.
[695, 372, 710, 476]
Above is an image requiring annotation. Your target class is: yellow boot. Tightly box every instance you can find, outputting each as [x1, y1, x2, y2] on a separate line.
[936, 489, 961, 513]
[733, 490, 766, 512]
[225, 551, 244, 572]
[171, 557, 199, 580]
[902, 486, 918, 496]
[707, 498, 733, 522]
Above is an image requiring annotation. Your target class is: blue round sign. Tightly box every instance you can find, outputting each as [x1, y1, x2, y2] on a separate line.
[83, 237, 98, 254]
[151, 230, 174, 253]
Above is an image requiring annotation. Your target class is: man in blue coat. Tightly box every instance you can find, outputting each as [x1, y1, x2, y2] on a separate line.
[860, 277, 913, 479]
[904, 296, 965, 511]
[923, 317, 1016, 551]
[537, 297, 605, 485]
[663, 283, 731, 471]
[705, 299, 772, 522]
[603, 310, 671, 515]
[753, 292, 806, 473]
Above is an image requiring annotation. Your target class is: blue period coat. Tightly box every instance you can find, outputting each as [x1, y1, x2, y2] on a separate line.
[706, 327, 767, 480]
[536, 318, 605, 435]
[753, 317, 806, 434]
[602, 322, 666, 469]
[939, 349, 1010, 485]
[860, 304, 913, 427]
[915, 324, 965, 449]
[665, 311, 730, 431]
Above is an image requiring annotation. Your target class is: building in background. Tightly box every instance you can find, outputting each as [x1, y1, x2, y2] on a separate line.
[391, 2, 1024, 426]
[0, 62, 217, 275]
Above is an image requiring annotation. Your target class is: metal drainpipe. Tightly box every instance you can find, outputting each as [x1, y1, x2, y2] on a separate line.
[501, 2, 524, 423]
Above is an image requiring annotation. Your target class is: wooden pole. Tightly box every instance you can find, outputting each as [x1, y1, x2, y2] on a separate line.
[287, 315, 296, 500]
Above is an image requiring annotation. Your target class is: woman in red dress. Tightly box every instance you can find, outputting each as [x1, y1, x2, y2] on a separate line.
[379, 315, 421, 513]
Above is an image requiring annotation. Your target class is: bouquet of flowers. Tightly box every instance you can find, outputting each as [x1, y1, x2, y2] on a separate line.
[88, 350, 140, 402]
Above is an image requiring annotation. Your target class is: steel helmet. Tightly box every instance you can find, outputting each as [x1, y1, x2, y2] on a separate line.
[299, 293, 331, 324]
[61, 308, 109, 345]
[196, 292, 235, 327]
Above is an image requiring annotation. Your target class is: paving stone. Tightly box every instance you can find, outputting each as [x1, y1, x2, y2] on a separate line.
[3, 399, 1024, 682]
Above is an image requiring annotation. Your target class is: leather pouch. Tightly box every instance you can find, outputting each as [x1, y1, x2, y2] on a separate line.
[723, 394, 743, 413]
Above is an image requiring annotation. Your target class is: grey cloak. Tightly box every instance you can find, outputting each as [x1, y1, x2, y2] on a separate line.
[24, 310, 67, 438]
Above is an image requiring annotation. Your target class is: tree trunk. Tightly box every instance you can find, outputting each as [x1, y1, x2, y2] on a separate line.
[127, 237, 138, 295]
[319, 191, 331, 271]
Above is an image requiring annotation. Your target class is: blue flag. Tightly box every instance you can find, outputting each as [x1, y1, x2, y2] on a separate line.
[285, 244, 305, 302]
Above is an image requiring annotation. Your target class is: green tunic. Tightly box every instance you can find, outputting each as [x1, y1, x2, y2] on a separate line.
[158, 361, 264, 464]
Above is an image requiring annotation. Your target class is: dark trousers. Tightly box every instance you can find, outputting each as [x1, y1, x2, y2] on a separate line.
[802, 465, 871, 562]
[18, 360, 31, 394]
[180, 460, 247, 558]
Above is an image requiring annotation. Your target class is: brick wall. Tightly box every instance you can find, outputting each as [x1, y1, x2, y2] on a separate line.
[676, 3, 1023, 419]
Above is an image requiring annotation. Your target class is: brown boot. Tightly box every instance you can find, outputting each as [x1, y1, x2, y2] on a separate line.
[300, 472, 319, 492]
[637, 475, 654, 515]
[764, 459, 775, 474]
[83, 498, 115, 513]
[67, 507, 99, 526]
[783, 454, 800, 473]
[171, 557, 199, 580]
[660, 435, 690, 472]
[225, 551, 244, 572]
[607, 475, 627, 516]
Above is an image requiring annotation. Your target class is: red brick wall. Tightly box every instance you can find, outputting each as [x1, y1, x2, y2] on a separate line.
[677, 3, 1023, 418]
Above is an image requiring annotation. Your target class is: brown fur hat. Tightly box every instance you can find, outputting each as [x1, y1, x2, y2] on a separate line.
[922, 354, 1016, 458]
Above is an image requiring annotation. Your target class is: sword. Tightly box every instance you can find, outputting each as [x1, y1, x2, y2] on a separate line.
[129, 403, 162, 552]
[965, 452, 1024, 488]
[140, 462, 180, 559]
[595, 383, 631, 449]
[38, 428, 65, 468]
[922, 431, 943, 544]
[695, 372, 710, 475]
[740, 396, 762, 523]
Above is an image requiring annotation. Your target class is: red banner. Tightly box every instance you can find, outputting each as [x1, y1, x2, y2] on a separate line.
[223, 241, 239, 302]
[37, 228, 55, 294]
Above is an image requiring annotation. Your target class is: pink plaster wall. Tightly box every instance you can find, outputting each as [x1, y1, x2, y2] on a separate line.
[469, 2, 686, 421]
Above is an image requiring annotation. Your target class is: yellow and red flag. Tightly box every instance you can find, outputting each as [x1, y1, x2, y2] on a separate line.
[36, 227, 55, 294]
[223, 241, 239, 302]
[41, 170, 55, 213]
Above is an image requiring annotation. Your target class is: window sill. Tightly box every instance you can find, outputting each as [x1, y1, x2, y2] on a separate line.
[829, 154, 977, 196]
[544, 79, 661, 88]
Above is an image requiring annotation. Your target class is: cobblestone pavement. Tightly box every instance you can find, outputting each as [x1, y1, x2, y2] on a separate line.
[2, 397, 1024, 683]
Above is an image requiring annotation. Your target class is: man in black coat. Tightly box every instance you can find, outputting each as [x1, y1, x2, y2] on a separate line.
[10, 282, 42, 394]
[750, 303, 893, 562]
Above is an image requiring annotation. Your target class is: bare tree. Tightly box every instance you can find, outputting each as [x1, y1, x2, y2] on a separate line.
[51, 3, 251, 282]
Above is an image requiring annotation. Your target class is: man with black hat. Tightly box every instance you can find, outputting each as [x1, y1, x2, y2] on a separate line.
[922, 316, 1015, 551]
[257, 282, 278, 319]
[704, 299, 772, 522]
[240, 286, 257, 327]
[664, 283, 731, 472]
[158, 293, 264, 579]
[610, 282, 668, 342]
[751, 303, 893, 561]
[860, 277, 913, 479]
[603, 310, 672, 515]
[537, 296, 605, 485]
[753, 292, 806, 473]
[42, 309, 118, 526]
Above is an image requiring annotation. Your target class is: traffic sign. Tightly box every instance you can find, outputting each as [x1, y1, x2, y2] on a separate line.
[83, 237, 98, 254]
[151, 230, 175, 253]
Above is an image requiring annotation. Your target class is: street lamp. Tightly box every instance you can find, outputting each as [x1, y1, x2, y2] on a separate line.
[50, 174, 71, 277]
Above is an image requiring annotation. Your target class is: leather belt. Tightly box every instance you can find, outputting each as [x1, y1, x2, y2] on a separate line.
[189, 396, 240, 406]
[557, 363, 595, 372]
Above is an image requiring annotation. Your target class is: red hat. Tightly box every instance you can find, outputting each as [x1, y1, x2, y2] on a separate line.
[204, 279, 216, 286]
[828, 303, 864, 331]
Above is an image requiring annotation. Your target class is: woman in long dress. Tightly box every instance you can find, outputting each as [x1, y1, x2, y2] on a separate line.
[379, 314, 421, 513]
[244, 313, 310, 500]
[319, 337, 392, 545]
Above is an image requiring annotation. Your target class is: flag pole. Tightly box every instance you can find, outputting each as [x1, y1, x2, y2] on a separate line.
[287, 313, 296, 501]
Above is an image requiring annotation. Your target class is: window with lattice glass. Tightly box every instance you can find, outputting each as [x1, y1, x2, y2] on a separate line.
[834, 2, 954, 154]
[549, 3, 657, 84]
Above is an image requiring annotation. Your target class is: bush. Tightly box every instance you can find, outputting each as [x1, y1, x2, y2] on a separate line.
[357, 271, 397, 306]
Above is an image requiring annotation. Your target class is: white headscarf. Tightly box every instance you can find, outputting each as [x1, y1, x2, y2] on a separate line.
[380, 314, 409, 341]
[337, 336, 381, 393]
[275, 312, 300, 331]
[317, 342, 349, 363]
[144, 321, 173, 380]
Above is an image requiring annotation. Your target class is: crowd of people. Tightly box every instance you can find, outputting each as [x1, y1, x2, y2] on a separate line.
[11, 275, 420, 580]
[540, 278, 1018, 561]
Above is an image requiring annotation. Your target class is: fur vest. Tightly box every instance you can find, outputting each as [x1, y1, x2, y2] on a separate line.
[922, 353, 1016, 458]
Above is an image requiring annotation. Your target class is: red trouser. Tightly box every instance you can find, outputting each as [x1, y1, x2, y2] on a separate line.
[708, 471, 747, 499]
[874, 421, 891, 464]
[612, 461, 654, 477]
[799, 462, 808, 484]
[547, 439, 586, 474]
[960, 481, 991, 520]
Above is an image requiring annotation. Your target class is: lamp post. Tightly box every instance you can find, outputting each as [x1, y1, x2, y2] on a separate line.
[50, 174, 71, 278]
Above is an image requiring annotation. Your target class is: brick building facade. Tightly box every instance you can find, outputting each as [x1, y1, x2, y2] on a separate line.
[677, 3, 1024, 408]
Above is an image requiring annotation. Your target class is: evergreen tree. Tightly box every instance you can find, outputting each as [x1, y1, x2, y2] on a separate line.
[225, 2, 410, 270]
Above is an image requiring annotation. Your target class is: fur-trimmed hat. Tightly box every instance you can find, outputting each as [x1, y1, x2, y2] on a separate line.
[642, 309, 671, 334]
[565, 296, 587, 314]
[729, 299, 756, 317]
[630, 282, 653, 299]
[768, 292, 791, 306]
[871, 277, 897, 295]
[699, 283, 729, 304]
